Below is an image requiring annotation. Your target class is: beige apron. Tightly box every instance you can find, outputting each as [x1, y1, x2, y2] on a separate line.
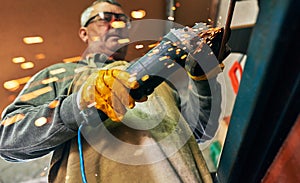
[49, 62, 212, 183]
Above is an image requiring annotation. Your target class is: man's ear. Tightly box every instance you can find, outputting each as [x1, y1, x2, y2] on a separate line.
[79, 27, 88, 43]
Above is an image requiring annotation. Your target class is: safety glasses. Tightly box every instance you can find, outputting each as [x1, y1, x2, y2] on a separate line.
[84, 12, 130, 27]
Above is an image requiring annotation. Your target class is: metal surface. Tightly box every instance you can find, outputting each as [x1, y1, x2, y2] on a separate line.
[262, 116, 300, 183]
[217, 0, 300, 182]
[218, 0, 236, 60]
[228, 27, 253, 54]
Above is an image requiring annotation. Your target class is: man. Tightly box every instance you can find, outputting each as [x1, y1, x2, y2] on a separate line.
[0, 0, 225, 182]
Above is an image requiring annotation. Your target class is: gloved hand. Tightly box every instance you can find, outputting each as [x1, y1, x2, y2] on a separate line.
[80, 69, 140, 122]
[185, 27, 231, 80]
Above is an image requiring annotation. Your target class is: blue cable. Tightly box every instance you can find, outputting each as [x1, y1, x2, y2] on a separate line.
[78, 125, 88, 183]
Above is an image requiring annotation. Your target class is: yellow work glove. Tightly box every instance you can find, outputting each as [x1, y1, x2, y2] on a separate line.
[80, 69, 139, 122]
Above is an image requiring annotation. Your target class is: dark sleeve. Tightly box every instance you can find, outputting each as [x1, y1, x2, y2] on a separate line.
[0, 63, 85, 161]
[177, 77, 222, 143]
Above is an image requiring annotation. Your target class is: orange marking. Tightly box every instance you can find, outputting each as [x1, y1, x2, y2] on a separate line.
[1, 114, 25, 127]
[48, 100, 60, 109]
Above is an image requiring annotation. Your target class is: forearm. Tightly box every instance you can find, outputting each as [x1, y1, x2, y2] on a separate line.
[0, 94, 79, 161]
[0, 63, 85, 161]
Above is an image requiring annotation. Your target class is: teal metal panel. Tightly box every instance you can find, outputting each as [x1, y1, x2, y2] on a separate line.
[217, 0, 300, 182]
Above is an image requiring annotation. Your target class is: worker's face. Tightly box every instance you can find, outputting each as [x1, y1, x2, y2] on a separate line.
[79, 2, 129, 60]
